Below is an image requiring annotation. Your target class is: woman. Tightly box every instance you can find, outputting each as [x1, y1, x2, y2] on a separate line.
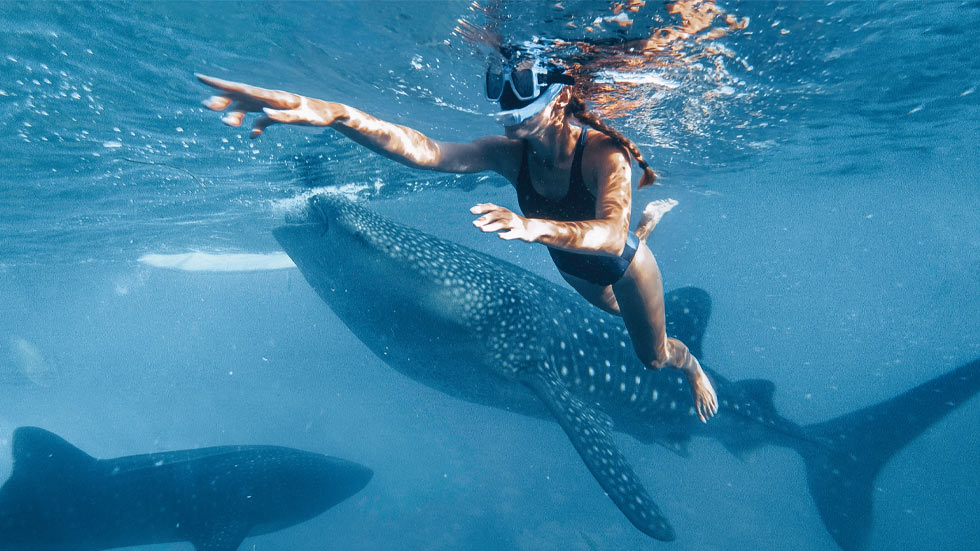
[196, 57, 718, 422]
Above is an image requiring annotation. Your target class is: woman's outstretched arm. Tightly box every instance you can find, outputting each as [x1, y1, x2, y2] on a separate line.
[197, 74, 517, 176]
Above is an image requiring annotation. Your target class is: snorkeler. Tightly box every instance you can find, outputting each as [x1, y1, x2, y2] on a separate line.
[196, 55, 718, 422]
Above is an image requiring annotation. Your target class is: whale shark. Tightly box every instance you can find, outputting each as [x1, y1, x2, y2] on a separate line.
[0, 427, 372, 551]
[272, 192, 980, 550]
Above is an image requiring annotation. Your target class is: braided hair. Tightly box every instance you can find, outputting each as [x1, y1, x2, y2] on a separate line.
[565, 94, 658, 188]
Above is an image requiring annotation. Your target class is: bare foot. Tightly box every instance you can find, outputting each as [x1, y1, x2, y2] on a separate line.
[634, 199, 678, 242]
[682, 353, 718, 423]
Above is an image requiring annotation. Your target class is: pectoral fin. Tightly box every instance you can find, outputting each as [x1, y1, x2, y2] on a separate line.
[523, 369, 675, 541]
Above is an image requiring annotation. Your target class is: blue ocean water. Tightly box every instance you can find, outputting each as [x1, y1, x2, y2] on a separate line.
[1, 1, 978, 550]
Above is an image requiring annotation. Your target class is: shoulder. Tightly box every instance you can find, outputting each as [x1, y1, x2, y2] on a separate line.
[584, 130, 630, 163]
[582, 129, 631, 184]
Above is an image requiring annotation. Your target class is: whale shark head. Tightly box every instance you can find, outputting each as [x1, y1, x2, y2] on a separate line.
[273, 193, 557, 383]
[275, 193, 485, 321]
[275, 192, 529, 301]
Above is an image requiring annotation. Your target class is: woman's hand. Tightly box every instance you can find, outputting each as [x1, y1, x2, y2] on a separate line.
[196, 73, 343, 138]
[470, 203, 539, 242]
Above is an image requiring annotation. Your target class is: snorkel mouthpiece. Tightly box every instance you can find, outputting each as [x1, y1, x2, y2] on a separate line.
[493, 84, 564, 127]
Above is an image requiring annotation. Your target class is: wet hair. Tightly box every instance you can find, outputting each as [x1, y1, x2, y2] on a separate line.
[565, 94, 658, 188]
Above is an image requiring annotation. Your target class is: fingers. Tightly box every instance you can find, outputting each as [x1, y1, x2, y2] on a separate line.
[198, 74, 312, 138]
[196, 73, 243, 91]
[210, 98, 263, 128]
[196, 73, 302, 109]
[473, 216, 509, 233]
[469, 203, 501, 215]
[478, 223, 508, 233]
[472, 209, 511, 231]
[250, 116, 277, 138]
[221, 110, 247, 127]
[471, 204, 531, 242]
[472, 210, 505, 225]
[196, 73, 270, 99]
[471, 203, 506, 229]
[203, 95, 233, 111]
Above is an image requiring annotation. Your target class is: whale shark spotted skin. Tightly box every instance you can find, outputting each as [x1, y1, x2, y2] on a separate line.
[0, 427, 372, 551]
[273, 192, 980, 550]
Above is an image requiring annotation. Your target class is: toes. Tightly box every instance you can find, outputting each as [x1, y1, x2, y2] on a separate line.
[696, 392, 718, 422]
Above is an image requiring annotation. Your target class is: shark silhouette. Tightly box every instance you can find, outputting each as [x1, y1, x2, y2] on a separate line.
[0, 427, 372, 551]
[273, 192, 980, 550]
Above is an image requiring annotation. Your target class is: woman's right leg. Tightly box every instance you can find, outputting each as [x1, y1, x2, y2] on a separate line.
[611, 243, 718, 422]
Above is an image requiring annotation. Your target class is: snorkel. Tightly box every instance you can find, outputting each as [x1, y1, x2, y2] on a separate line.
[493, 83, 565, 127]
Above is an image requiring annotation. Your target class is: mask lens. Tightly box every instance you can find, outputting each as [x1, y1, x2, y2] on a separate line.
[485, 69, 505, 101]
[509, 68, 538, 100]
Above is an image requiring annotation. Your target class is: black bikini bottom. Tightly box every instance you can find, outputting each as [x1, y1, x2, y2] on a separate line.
[548, 232, 639, 286]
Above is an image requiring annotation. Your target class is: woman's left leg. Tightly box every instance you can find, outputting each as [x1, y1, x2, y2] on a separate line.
[611, 243, 718, 422]
[559, 271, 621, 315]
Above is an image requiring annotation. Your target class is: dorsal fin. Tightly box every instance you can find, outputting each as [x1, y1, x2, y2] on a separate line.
[12, 427, 96, 478]
[664, 287, 711, 359]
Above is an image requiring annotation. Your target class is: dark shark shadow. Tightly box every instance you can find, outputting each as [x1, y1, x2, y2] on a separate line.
[273, 193, 980, 550]
[0, 427, 372, 551]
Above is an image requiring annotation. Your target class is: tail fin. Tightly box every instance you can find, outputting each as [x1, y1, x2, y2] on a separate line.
[797, 357, 980, 550]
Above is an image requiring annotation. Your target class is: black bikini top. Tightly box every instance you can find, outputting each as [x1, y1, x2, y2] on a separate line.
[515, 128, 595, 222]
